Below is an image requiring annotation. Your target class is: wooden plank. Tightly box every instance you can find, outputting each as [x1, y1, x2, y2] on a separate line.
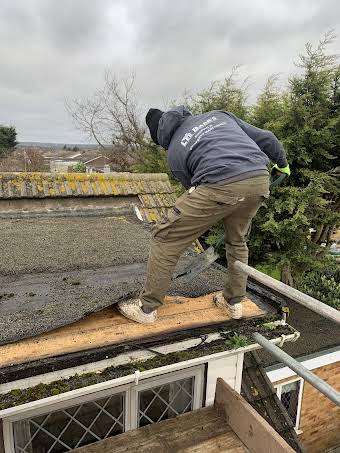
[0, 293, 264, 368]
[214, 378, 296, 453]
[73, 406, 249, 453]
[182, 432, 249, 453]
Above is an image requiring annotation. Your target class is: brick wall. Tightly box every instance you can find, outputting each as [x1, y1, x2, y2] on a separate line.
[273, 361, 340, 453]
[299, 362, 340, 453]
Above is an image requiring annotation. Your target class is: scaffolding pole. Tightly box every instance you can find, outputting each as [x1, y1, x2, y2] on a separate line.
[234, 260, 340, 325]
[253, 333, 340, 406]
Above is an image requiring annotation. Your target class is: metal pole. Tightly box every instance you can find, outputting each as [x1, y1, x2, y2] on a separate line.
[234, 260, 340, 325]
[253, 333, 340, 406]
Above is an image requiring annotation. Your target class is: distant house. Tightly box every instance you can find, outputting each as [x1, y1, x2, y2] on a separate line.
[46, 151, 113, 174]
[82, 155, 112, 173]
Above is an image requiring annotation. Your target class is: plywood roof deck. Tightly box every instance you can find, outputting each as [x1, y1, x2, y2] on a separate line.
[0, 293, 265, 368]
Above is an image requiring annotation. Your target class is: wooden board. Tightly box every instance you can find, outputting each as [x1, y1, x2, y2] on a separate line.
[73, 406, 250, 453]
[0, 293, 264, 368]
[215, 378, 295, 453]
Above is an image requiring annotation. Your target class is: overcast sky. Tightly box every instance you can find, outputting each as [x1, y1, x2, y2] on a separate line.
[1, 0, 339, 143]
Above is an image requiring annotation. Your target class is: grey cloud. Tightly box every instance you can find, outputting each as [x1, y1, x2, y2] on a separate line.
[0, 0, 339, 142]
[36, 0, 112, 51]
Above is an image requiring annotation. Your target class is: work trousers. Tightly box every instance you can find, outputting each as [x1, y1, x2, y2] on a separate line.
[140, 176, 270, 310]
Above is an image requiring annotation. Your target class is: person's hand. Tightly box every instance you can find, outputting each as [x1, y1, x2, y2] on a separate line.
[271, 164, 291, 176]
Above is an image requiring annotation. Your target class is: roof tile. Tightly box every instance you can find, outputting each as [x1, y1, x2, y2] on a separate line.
[0, 172, 174, 199]
[0, 172, 177, 223]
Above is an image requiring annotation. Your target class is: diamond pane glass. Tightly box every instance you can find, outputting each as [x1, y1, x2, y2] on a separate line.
[13, 393, 125, 453]
[280, 381, 300, 425]
[138, 377, 194, 427]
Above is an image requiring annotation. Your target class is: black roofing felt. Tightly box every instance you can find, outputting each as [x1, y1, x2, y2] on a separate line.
[0, 214, 274, 345]
[2, 214, 337, 361]
[0, 258, 235, 345]
[0, 215, 151, 275]
[258, 298, 340, 366]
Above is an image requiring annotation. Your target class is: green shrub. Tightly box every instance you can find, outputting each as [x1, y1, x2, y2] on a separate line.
[72, 162, 86, 173]
[296, 264, 340, 309]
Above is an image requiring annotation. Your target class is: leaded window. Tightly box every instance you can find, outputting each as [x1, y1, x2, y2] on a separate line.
[138, 377, 194, 427]
[3, 366, 204, 453]
[13, 393, 125, 453]
[276, 378, 304, 430]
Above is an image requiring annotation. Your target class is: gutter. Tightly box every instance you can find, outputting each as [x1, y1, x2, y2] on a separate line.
[0, 329, 299, 418]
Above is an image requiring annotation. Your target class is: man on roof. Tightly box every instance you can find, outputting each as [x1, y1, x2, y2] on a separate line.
[118, 106, 290, 324]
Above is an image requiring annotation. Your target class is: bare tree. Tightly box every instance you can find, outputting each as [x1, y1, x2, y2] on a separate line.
[16, 148, 47, 172]
[0, 148, 47, 172]
[65, 71, 146, 163]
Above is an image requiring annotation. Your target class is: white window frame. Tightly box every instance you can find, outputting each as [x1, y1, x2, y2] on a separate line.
[2, 366, 204, 453]
[130, 366, 203, 429]
[275, 377, 304, 432]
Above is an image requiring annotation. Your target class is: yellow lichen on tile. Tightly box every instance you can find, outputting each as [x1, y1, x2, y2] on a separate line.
[109, 180, 121, 195]
[99, 180, 108, 194]
[68, 180, 77, 192]
[80, 181, 89, 194]
[146, 208, 160, 223]
[0, 172, 177, 223]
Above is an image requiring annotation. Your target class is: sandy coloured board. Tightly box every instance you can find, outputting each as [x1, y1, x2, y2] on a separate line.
[0, 292, 265, 368]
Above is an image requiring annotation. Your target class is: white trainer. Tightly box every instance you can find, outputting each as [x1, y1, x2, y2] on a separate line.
[213, 292, 243, 320]
[117, 298, 157, 324]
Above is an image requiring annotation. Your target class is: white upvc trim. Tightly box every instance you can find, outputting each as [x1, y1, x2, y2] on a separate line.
[234, 353, 245, 393]
[275, 377, 304, 431]
[129, 366, 204, 429]
[267, 348, 340, 383]
[0, 332, 298, 419]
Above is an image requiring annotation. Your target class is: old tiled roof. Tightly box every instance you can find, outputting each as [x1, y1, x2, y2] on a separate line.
[0, 172, 177, 222]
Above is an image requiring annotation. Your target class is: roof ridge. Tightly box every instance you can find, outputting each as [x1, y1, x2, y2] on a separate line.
[0, 172, 170, 182]
[0, 171, 175, 202]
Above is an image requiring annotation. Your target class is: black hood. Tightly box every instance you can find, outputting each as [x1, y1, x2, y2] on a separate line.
[157, 105, 192, 149]
[145, 108, 164, 145]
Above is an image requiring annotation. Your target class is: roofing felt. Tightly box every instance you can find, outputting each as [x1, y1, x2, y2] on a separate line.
[0, 215, 151, 275]
[0, 212, 272, 345]
[257, 298, 340, 366]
